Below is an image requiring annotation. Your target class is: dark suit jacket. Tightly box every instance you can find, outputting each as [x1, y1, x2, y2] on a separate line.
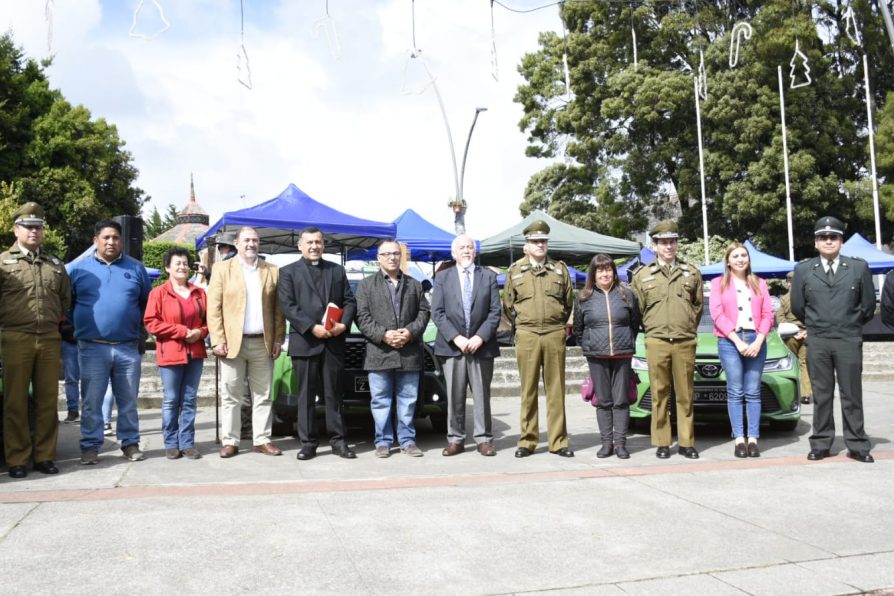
[431, 265, 501, 359]
[790, 255, 874, 339]
[278, 259, 355, 357]
[355, 272, 430, 371]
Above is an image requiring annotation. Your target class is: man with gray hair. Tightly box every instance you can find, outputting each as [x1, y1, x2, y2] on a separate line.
[431, 235, 501, 456]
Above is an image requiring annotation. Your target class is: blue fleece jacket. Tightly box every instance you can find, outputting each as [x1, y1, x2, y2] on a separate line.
[69, 252, 151, 342]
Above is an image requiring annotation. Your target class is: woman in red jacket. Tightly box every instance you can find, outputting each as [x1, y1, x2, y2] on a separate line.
[709, 243, 774, 458]
[144, 248, 209, 460]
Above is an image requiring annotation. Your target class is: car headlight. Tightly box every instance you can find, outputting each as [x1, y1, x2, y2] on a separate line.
[763, 356, 793, 372]
[631, 356, 649, 370]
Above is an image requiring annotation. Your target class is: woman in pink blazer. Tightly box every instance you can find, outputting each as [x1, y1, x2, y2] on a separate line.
[709, 243, 774, 458]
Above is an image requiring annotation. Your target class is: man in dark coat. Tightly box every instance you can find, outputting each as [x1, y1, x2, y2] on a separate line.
[791, 216, 875, 463]
[278, 227, 357, 461]
[431, 234, 501, 456]
[355, 239, 431, 458]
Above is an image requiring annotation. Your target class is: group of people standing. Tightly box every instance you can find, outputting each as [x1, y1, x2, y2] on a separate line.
[0, 204, 880, 478]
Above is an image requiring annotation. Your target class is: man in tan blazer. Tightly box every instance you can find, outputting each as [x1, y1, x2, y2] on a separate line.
[207, 226, 286, 457]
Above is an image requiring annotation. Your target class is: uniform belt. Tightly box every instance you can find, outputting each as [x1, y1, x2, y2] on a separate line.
[243, 333, 264, 338]
[83, 339, 135, 345]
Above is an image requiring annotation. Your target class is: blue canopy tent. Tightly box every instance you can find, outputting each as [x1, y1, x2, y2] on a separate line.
[496, 265, 587, 287]
[347, 208, 475, 262]
[841, 233, 894, 273]
[617, 247, 656, 282]
[700, 240, 795, 279]
[195, 184, 396, 255]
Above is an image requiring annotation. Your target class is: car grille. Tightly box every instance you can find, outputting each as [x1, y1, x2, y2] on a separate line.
[639, 383, 782, 413]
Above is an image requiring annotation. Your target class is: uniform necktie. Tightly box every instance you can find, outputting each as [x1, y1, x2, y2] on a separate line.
[462, 268, 473, 336]
[827, 259, 835, 281]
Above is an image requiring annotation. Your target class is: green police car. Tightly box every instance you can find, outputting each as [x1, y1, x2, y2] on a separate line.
[629, 295, 802, 431]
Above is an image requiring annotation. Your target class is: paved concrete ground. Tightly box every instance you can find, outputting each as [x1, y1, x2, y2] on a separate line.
[1, 383, 893, 595]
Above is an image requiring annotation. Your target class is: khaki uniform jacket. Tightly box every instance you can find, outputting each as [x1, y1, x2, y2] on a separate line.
[0, 245, 70, 335]
[206, 256, 285, 357]
[502, 257, 573, 334]
[631, 260, 703, 339]
[775, 292, 805, 330]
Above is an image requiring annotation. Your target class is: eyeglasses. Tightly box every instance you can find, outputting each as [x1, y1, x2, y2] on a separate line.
[378, 251, 401, 258]
[816, 234, 841, 242]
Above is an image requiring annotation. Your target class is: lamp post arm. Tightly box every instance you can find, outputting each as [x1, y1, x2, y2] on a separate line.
[459, 109, 484, 201]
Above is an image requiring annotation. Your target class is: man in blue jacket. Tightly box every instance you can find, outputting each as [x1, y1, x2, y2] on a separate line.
[69, 220, 151, 465]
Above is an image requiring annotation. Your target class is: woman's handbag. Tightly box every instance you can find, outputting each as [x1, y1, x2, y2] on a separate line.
[582, 371, 640, 406]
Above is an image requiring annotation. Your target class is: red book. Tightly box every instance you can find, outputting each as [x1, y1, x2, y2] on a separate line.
[322, 303, 344, 330]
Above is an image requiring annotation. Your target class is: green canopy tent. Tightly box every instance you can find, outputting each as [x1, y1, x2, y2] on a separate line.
[477, 210, 641, 266]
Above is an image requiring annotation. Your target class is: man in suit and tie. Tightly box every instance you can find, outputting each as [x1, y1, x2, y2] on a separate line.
[431, 235, 501, 456]
[278, 227, 357, 460]
[791, 216, 875, 463]
[207, 226, 286, 458]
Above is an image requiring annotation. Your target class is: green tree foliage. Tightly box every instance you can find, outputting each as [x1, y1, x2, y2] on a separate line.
[143, 241, 193, 287]
[876, 91, 894, 235]
[143, 203, 178, 239]
[516, 0, 894, 257]
[0, 34, 146, 259]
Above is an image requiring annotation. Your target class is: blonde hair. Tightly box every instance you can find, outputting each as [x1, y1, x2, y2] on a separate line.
[720, 242, 760, 294]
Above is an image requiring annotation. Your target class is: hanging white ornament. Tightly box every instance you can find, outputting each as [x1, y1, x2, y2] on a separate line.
[236, 0, 252, 89]
[789, 39, 812, 89]
[728, 22, 752, 68]
[697, 49, 708, 101]
[843, 5, 862, 46]
[129, 0, 171, 41]
[490, 0, 499, 81]
[312, 0, 342, 59]
[45, 0, 54, 52]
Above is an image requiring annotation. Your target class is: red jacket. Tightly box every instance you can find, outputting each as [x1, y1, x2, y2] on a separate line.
[144, 282, 209, 366]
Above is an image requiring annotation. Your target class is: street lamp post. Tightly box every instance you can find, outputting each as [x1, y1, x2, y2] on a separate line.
[451, 107, 488, 234]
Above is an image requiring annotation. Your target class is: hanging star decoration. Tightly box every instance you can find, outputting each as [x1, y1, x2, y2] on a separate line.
[129, 0, 171, 41]
[789, 39, 812, 89]
[697, 49, 708, 101]
[401, 0, 435, 95]
[843, 5, 862, 46]
[728, 22, 752, 68]
[312, 0, 342, 60]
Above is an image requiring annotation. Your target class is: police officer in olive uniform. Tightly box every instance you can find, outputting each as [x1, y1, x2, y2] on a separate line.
[791, 216, 875, 463]
[631, 221, 703, 459]
[502, 220, 575, 458]
[0, 203, 71, 478]
[776, 271, 812, 404]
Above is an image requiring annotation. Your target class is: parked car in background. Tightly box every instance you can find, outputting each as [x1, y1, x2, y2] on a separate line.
[271, 275, 447, 436]
[629, 294, 802, 431]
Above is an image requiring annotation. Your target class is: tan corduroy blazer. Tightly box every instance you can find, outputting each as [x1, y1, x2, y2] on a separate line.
[206, 257, 285, 357]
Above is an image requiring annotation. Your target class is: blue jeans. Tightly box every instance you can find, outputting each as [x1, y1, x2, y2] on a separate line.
[79, 341, 142, 451]
[718, 331, 766, 439]
[368, 370, 419, 448]
[62, 341, 80, 412]
[159, 358, 204, 449]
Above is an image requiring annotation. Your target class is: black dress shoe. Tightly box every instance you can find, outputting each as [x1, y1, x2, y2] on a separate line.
[655, 446, 671, 459]
[734, 443, 748, 458]
[8, 465, 27, 479]
[296, 446, 318, 461]
[596, 445, 614, 458]
[800, 395, 811, 404]
[807, 448, 830, 461]
[678, 446, 699, 459]
[33, 461, 59, 474]
[551, 448, 574, 458]
[747, 442, 760, 458]
[514, 447, 532, 458]
[332, 445, 357, 459]
[846, 450, 874, 463]
[614, 445, 630, 459]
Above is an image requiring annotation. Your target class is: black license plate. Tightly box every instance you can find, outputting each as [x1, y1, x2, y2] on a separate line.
[695, 389, 727, 402]
[353, 376, 369, 392]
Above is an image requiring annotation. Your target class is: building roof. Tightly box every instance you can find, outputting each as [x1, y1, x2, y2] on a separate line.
[150, 173, 210, 245]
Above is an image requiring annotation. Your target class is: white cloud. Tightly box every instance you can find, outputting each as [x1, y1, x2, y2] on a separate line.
[2, 0, 561, 242]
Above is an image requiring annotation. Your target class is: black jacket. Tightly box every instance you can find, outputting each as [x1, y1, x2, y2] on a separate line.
[573, 284, 639, 357]
[791, 255, 874, 339]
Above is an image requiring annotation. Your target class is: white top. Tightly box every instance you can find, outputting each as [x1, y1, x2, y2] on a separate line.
[241, 260, 264, 335]
[733, 276, 754, 331]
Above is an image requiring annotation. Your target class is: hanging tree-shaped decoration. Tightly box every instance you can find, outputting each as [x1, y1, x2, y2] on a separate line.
[728, 22, 752, 68]
[312, 0, 342, 60]
[789, 39, 811, 88]
[236, 0, 252, 89]
[843, 5, 862, 45]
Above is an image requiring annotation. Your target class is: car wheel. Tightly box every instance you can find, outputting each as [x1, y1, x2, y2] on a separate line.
[429, 414, 447, 434]
[770, 419, 799, 432]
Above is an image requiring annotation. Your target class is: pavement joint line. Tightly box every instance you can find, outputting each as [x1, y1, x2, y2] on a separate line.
[1, 450, 890, 505]
[0, 503, 39, 544]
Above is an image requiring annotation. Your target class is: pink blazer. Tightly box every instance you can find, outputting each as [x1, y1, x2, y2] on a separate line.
[709, 275, 773, 338]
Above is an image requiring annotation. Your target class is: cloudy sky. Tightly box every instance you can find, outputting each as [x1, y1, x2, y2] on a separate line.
[2, 0, 562, 240]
